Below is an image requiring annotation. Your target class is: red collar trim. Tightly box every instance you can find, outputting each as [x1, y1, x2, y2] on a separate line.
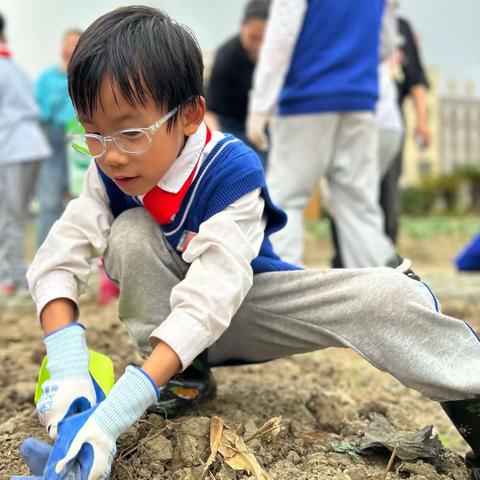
[0, 48, 12, 58]
[143, 125, 212, 225]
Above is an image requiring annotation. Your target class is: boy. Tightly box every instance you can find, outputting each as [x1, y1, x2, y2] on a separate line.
[27, 6, 480, 480]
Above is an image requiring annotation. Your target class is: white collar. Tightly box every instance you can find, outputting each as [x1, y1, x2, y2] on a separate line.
[157, 122, 207, 194]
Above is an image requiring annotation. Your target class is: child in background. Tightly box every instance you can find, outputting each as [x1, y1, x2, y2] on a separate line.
[27, 6, 480, 480]
[0, 13, 50, 304]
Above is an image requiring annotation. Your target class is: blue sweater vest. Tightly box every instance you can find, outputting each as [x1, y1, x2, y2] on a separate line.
[97, 135, 300, 273]
[279, 0, 385, 115]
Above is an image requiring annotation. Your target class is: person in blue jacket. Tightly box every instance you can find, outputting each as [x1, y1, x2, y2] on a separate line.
[247, 0, 398, 268]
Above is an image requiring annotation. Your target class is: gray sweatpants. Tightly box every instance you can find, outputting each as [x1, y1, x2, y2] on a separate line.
[0, 160, 41, 286]
[104, 209, 480, 403]
[267, 112, 394, 268]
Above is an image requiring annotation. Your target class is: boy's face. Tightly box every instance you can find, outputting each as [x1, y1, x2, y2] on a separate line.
[79, 79, 205, 196]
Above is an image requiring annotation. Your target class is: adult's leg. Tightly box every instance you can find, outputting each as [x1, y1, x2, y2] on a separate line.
[380, 139, 404, 243]
[330, 127, 403, 267]
[327, 112, 394, 267]
[266, 114, 339, 265]
[0, 161, 41, 288]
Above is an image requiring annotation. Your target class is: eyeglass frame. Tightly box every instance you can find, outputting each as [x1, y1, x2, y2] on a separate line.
[71, 105, 180, 159]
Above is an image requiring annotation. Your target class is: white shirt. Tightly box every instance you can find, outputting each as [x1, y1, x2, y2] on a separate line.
[27, 123, 265, 370]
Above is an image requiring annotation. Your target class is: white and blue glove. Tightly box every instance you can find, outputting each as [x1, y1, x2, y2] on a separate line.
[37, 323, 100, 440]
[44, 366, 159, 480]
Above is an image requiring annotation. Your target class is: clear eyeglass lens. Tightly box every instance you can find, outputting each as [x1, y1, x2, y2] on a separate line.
[114, 130, 151, 154]
[71, 135, 104, 158]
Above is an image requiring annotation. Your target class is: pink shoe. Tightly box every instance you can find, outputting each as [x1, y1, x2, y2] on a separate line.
[0, 282, 16, 298]
[97, 272, 120, 306]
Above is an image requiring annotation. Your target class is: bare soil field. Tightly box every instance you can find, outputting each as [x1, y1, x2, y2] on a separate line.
[2, 221, 480, 479]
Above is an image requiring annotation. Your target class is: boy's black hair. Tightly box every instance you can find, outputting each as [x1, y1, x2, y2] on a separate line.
[0, 13, 5, 39]
[68, 6, 204, 130]
[242, 0, 271, 24]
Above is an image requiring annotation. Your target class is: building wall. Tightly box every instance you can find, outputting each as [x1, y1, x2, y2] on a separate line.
[401, 69, 480, 186]
[440, 94, 480, 173]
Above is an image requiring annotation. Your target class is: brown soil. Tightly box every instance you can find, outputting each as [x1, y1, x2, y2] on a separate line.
[1, 231, 479, 479]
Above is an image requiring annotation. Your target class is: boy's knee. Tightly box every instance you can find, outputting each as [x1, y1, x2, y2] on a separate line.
[366, 267, 436, 313]
[107, 208, 158, 257]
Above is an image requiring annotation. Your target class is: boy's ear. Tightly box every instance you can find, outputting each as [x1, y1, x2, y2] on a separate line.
[180, 97, 206, 136]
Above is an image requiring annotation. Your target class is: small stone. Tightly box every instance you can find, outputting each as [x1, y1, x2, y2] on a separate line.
[144, 435, 174, 462]
[179, 417, 210, 437]
[345, 465, 372, 480]
[286, 450, 301, 464]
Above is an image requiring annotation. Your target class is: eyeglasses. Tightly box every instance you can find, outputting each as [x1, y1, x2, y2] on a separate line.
[70, 106, 179, 158]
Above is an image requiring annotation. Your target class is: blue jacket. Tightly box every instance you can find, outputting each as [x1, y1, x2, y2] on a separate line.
[279, 0, 385, 115]
[36, 66, 76, 131]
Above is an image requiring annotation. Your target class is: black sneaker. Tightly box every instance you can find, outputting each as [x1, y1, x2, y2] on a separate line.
[147, 355, 216, 417]
[388, 254, 421, 281]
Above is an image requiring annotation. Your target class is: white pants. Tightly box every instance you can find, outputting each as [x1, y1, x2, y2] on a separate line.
[267, 112, 394, 267]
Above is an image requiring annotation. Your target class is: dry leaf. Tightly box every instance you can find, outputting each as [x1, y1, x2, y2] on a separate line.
[221, 433, 273, 480]
[202, 416, 275, 480]
[245, 417, 282, 443]
[202, 416, 225, 477]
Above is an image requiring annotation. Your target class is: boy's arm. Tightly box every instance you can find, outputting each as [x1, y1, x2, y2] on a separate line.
[44, 187, 264, 478]
[41, 298, 77, 334]
[27, 161, 113, 321]
[150, 187, 265, 371]
[30, 161, 113, 438]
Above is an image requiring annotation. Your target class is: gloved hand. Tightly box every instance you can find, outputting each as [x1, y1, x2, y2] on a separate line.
[246, 112, 271, 152]
[44, 366, 159, 480]
[37, 323, 100, 439]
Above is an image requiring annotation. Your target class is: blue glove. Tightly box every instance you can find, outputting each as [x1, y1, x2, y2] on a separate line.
[10, 437, 80, 480]
[44, 366, 159, 480]
[38, 323, 100, 439]
[21, 438, 52, 475]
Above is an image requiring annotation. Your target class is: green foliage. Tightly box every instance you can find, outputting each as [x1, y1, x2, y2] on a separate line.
[400, 185, 440, 216]
[401, 167, 480, 215]
[306, 216, 479, 240]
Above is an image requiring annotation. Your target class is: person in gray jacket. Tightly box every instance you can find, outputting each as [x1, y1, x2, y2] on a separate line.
[0, 13, 50, 302]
